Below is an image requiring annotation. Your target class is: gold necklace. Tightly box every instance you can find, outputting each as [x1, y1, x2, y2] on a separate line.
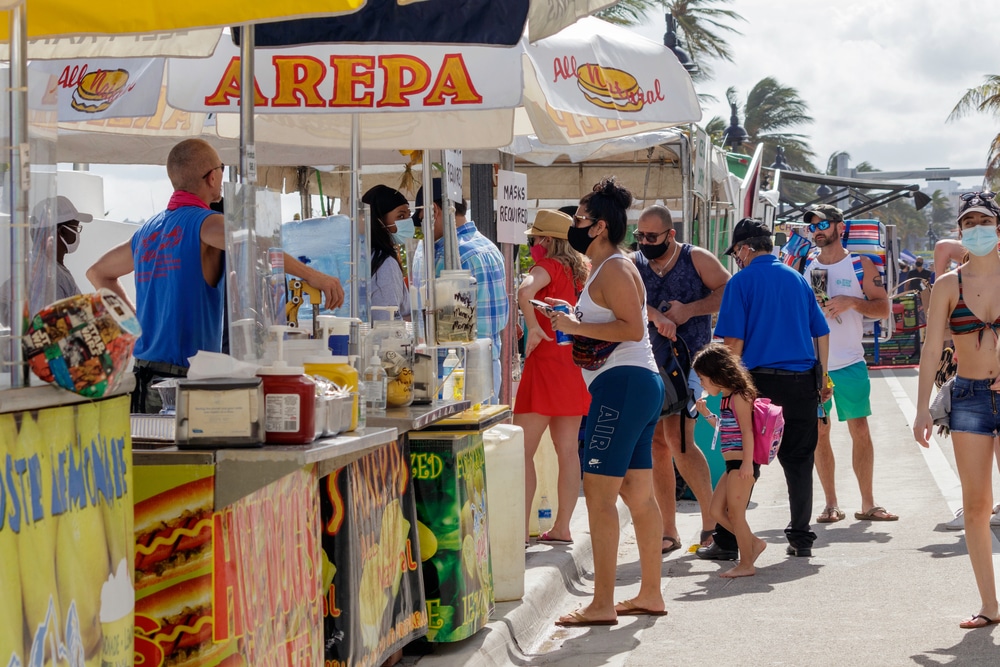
[651, 242, 680, 277]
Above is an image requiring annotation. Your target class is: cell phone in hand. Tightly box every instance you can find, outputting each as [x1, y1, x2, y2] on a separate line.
[529, 299, 554, 313]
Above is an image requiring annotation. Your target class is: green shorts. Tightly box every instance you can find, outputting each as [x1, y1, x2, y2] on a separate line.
[822, 361, 872, 422]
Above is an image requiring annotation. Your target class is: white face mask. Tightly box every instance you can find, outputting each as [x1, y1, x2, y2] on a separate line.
[392, 217, 416, 243]
[60, 225, 80, 253]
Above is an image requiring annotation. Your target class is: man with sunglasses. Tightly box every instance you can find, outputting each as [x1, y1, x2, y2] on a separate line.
[88, 138, 345, 413]
[632, 205, 731, 554]
[802, 204, 896, 525]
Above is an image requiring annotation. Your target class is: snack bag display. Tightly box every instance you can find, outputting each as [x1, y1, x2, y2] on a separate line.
[23, 288, 141, 397]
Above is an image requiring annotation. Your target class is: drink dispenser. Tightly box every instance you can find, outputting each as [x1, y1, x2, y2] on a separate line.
[435, 269, 477, 344]
[367, 306, 415, 408]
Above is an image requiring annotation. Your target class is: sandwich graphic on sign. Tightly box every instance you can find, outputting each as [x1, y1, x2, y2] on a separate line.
[575, 64, 644, 112]
[71, 68, 130, 113]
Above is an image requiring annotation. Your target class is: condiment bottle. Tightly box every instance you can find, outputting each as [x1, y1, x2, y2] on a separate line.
[304, 351, 360, 431]
[258, 326, 316, 444]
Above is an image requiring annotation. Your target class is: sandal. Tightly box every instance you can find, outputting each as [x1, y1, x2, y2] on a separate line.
[661, 536, 682, 554]
[816, 506, 845, 523]
[855, 506, 899, 521]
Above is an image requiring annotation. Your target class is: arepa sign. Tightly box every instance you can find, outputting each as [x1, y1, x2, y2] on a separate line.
[168, 36, 521, 114]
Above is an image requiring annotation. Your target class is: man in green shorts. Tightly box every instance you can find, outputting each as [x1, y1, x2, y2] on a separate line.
[802, 205, 898, 523]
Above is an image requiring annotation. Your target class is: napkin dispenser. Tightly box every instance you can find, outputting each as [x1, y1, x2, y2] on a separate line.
[175, 377, 265, 448]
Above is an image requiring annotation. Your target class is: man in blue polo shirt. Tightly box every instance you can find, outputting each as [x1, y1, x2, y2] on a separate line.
[697, 218, 831, 560]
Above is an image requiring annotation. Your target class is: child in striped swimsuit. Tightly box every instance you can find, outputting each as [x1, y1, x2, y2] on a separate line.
[693, 343, 768, 578]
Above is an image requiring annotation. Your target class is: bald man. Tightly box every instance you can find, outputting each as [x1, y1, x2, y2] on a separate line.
[88, 138, 344, 413]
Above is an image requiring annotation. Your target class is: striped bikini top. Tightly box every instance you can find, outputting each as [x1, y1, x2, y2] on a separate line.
[949, 269, 1000, 343]
[718, 394, 743, 453]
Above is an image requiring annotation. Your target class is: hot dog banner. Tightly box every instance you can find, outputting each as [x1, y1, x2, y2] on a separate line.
[321, 439, 427, 667]
[0, 395, 133, 667]
[133, 464, 322, 667]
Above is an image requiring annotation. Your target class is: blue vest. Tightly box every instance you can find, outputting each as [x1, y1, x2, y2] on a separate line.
[132, 206, 223, 367]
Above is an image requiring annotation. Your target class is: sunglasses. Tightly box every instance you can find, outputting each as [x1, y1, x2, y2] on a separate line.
[202, 164, 224, 180]
[808, 220, 835, 233]
[960, 191, 996, 202]
[633, 230, 669, 243]
[573, 215, 597, 226]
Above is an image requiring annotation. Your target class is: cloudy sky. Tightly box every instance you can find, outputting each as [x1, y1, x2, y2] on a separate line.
[90, 0, 1000, 221]
[633, 0, 999, 174]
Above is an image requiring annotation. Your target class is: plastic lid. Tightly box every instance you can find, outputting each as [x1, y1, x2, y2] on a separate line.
[304, 354, 350, 365]
[258, 359, 307, 376]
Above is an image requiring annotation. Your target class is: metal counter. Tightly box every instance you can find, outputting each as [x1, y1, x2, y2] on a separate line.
[365, 400, 471, 434]
[133, 427, 398, 509]
[0, 375, 135, 414]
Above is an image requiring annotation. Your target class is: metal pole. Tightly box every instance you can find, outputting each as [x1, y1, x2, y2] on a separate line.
[239, 25, 256, 185]
[498, 151, 515, 405]
[680, 133, 691, 244]
[422, 151, 437, 346]
[350, 113, 361, 319]
[7, 5, 29, 387]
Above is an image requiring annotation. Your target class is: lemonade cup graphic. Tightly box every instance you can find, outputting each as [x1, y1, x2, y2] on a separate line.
[99, 559, 135, 667]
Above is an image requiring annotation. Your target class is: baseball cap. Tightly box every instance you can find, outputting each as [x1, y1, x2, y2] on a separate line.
[33, 195, 93, 226]
[413, 179, 444, 227]
[724, 218, 772, 256]
[526, 210, 572, 239]
[803, 204, 844, 225]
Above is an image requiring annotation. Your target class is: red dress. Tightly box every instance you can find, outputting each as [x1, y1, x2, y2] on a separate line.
[514, 258, 591, 416]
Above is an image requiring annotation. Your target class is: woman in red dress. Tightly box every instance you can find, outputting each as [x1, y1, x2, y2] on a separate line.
[515, 209, 590, 544]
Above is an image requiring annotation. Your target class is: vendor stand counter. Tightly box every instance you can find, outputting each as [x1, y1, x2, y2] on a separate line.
[132, 426, 434, 667]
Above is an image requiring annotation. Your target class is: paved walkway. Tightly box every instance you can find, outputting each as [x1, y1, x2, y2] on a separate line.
[407, 368, 1000, 666]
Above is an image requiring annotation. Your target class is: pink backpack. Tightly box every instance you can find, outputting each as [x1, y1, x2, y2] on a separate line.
[752, 398, 785, 465]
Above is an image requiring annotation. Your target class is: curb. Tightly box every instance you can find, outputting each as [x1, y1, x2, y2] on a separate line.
[411, 499, 632, 666]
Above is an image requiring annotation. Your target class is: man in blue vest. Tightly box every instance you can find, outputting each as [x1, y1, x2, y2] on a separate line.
[88, 138, 344, 413]
[802, 204, 896, 524]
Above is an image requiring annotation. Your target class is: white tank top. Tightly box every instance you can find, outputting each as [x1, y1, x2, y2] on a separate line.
[576, 254, 658, 386]
[803, 252, 865, 371]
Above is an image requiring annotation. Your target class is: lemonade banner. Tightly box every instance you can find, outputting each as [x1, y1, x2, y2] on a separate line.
[407, 432, 493, 643]
[321, 439, 426, 667]
[0, 395, 134, 667]
[166, 34, 522, 115]
[30, 58, 164, 122]
[133, 464, 322, 667]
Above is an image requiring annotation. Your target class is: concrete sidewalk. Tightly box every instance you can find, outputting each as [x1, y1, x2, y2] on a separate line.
[407, 368, 1000, 666]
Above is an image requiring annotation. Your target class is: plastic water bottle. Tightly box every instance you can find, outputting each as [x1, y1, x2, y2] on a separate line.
[538, 495, 553, 533]
[266, 247, 287, 325]
[441, 349, 461, 400]
[364, 346, 387, 411]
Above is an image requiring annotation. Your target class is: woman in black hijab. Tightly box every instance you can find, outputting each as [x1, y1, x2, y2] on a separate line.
[362, 184, 412, 319]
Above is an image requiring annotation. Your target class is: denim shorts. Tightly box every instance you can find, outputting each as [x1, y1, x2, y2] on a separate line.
[950, 376, 1000, 437]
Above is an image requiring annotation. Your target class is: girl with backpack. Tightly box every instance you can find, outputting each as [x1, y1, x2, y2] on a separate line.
[692, 343, 768, 578]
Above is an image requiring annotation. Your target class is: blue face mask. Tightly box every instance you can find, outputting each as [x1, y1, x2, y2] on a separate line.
[392, 217, 416, 243]
[960, 224, 999, 257]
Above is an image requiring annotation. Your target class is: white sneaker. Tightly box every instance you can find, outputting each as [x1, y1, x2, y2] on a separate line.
[992, 505, 1000, 527]
[946, 508, 965, 530]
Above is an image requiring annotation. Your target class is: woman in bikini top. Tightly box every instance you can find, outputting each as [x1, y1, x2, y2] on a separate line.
[914, 191, 1000, 630]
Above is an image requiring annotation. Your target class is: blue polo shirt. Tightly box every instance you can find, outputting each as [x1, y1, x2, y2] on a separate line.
[714, 254, 829, 372]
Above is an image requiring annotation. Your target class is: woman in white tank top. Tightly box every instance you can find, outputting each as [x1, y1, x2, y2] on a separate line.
[545, 177, 667, 626]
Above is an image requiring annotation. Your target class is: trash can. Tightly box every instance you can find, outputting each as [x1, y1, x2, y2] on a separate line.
[482, 424, 525, 602]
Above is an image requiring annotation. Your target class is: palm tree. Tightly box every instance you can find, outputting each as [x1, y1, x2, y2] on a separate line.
[602, 0, 744, 81]
[597, 0, 658, 25]
[948, 75, 1000, 186]
[706, 79, 816, 170]
[928, 189, 954, 243]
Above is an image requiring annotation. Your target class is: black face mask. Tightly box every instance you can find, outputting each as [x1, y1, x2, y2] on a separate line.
[639, 241, 668, 260]
[567, 224, 595, 254]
